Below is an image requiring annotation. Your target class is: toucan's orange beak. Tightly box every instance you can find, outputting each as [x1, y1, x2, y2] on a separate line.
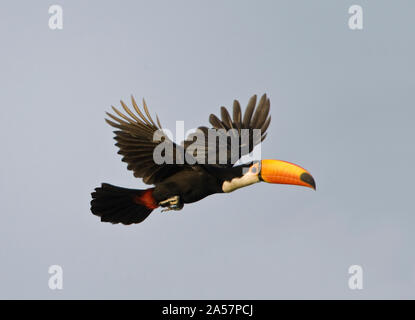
[260, 159, 316, 190]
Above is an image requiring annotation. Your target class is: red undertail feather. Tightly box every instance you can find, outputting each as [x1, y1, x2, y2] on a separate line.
[134, 188, 159, 209]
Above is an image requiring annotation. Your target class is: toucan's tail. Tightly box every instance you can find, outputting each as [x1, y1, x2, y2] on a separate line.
[90, 183, 159, 225]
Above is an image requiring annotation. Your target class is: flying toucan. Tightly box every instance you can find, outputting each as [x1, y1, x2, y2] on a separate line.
[91, 94, 316, 225]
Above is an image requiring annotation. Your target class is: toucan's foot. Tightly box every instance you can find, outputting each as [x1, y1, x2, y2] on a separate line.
[159, 196, 183, 212]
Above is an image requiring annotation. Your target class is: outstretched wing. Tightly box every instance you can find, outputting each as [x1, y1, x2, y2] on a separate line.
[105, 96, 193, 185]
[183, 94, 271, 167]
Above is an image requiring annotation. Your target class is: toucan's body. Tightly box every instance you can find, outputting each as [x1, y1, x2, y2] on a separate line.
[153, 167, 221, 203]
[91, 94, 315, 225]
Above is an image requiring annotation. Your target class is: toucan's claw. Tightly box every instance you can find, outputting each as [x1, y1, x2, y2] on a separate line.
[159, 196, 183, 212]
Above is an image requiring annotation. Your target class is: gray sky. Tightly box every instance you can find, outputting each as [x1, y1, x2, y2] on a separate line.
[1, 0, 414, 299]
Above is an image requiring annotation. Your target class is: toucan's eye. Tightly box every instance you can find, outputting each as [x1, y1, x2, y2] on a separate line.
[251, 166, 257, 174]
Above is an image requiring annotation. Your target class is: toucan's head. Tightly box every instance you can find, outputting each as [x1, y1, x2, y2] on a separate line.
[222, 160, 316, 193]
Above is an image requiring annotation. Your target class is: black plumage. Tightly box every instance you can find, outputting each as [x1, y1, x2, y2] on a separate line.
[91, 94, 273, 225]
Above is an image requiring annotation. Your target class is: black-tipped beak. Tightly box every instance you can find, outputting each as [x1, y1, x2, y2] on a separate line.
[300, 172, 316, 190]
[260, 159, 316, 190]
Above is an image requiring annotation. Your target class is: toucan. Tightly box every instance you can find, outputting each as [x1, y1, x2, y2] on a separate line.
[91, 94, 316, 225]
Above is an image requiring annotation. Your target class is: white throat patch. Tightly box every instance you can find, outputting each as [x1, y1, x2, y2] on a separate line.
[222, 173, 260, 193]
